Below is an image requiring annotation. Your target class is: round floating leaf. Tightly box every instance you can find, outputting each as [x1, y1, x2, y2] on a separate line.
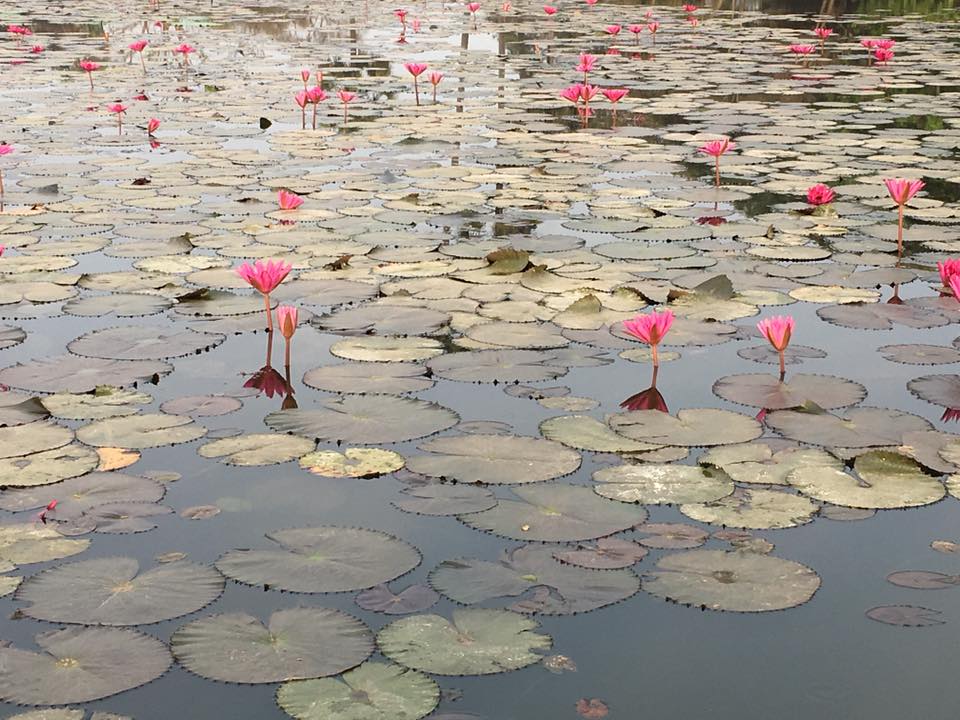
[818, 302, 950, 331]
[430, 545, 638, 615]
[68, 327, 224, 360]
[765, 407, 932, 448]
[216, 527, 420, 593]
[635, 523, 709, 550]
[459, 485, 647, 542]
[59, 503, 173, 535]
[0, 471, 163, 517]
[609, 408, 762, 447]
[700, 443, 842, 486]
[330, 337, 445, 363]
[788, 451, 945, 509]
[880, 344, 960, 366]
[539, 415, 661, 453]
[0, 422, 73, 459]
[643, 549, 820, 612]
[907, 374, 960, 409]
[593, 464, 734, 505]
[712, 374, 866, 410]
[465, 322, 568, 350]
[680, 488, 818, 529]
[393, 485, 497, 516]
[198, 433, 314, 466]
[77, 414, 207, 449]
[0, 443, 99, 488]
[737, 344, 826, 366]
[866, 605, 945, 627]
[277, 662, 439, 720]
[64, 294, 172, 318]
[0, 627, 170, 705]
[0, 394, 49, 427]
[16, 557, 224, 625]
[302, 363, 433, 395]
[355, 584, 439, 615]
[43, 387, 153, 420]
[0, 355, 171, 393]
[172, 608, 373, 684]
[159, 395, 242, 417]
[553, 538, 648, 569]
[0, 325, 26, 350]
[899, 430, 959, 474]
[299, 449, 405, 478]
[377, 609, 551, 676]
[0, 523, 89, 564]
[886, 571, 960, 590]
[6, 710, 83, 720]
[313, 304, 449, 336]
[427, 349, 567, 383]
[406, 435, 580, 485]
[266, 396, 458, 445]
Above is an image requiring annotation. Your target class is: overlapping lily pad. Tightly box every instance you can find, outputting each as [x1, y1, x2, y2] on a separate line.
[594, 463, 734, 505]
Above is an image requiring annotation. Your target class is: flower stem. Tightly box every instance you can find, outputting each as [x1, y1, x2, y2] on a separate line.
[284, 337, 291, 368]
[778, 350, 785, 378]
[651, 344, 659, 368]
[897, 203, 904, 257]
[139, 52, 146, 73]
[714, 156, 720, 188]
[414, 77, 419, 106]
[263, 293, 273, 333]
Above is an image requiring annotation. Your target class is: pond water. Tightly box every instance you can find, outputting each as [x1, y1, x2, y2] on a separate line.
[1, 0, 960, 718]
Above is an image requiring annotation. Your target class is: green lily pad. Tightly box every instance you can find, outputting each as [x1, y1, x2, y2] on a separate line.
[539, 415, 661, 453]
[299, 449, 405, 478]
[712, 373, 866, 410]
[593, 463, 734, 505]
[302, 363, 434, 395]
[77, 414, 207, 449]
[680, 488, 819, 529]
[0, 355, 170, 394]
[765, 407, 932, 448]
[0, 523, 89, 564]
[609, 408, 762, 447]
[198, 433, 315, 466]
[0, 443, 99, 488]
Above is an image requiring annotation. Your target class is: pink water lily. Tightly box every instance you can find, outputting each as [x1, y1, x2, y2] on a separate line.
[79, 59, 100, 91]
[338, 89, 356, 121]
[307, 86, 326, 129]
[543, 5, 558, 14]
[277, 305, 299, 365]
[294, 90, 309, 129]
[602, 88, 628, 103]
[790, 43, 816, 65]
[874, 47, 894, 65]
[682, 3, 697, 11]
[623, 309, 674, 368]
[278, 189, 304, 211]
[806, 183, 835, 206]
[937, 258, 960, 288]
[813, 26, 833, 40]
[146, 118, 160, 136]
[884, 178, 925, 256]
[949, 275, 960, 304]
[647, 21, 659, 42]
[173, 43, 196, 67]
[875, 38, 895, 50]
[576, 52, 598, 82]
[698, 137, 734, 187]
[129, 39, 149, 72]
[560, 84, 583, 104]
[428, 72, 444, 103]
[29, 44, 44, 54]
[467, 3, 481, 15]
[0, 143, 11, 212]
[585, 0, 598, 5]
[108, 103, 127, 135]
[405, 62, 428, 106]
[236, 259, 293, 332]
[300, 68, 311, 89]
[605, 24, 621, 35]
[627, 24, 643, 42]
[757, 315, 794, 376]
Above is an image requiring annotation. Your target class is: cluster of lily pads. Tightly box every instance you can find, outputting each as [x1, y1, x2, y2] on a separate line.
[1, 0, 960, 717]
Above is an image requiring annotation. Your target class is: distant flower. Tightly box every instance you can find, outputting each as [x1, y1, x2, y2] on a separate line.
[682, 4, 697, 11]
[647, 21, 659, 34]
[0, 143, 12, 156]
[129, 39, 149, 52]
[813, 26, 833, 40]
[576, 52, 598, 75]
[146, 118, 160, 135]
[789, 44, 816, 56]
[699, 137, 734, 157]
[543, 5, 558, 14]
[29, 44, 44, 54]
[79, 59, 100, 91]
[873, 47, 894, 64]
[278, 189, 304, 211]
[875, 38, 895, 49]
[605, 24, 621, 35]
[405, 62, 429, 106]
[806, 183, 835, 206]
[467, 2, 481, 12]
[602, 88, 628, 103]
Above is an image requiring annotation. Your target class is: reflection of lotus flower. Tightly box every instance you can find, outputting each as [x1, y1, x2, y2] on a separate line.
[244, 365, 291, 399]
[278, 189, 304, 211]
[623, 309, 674, 368]
[0, 143, 11, 212]
[236, 259, 293, 332]
[757, 315, 794, 376]
[806, 183, 835, 206]
[937, 258, 960, 288]
[941, 408, 960, 423]
[620, 386, 668, 413]
[884, 177, 925, 256]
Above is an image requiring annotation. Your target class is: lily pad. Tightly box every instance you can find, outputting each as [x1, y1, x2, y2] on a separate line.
[539, 415, 661, 453]
[609, 408, 762, 447]
[0, 355, 170, 393]
[355, 584, 439, 615]
[593, 463, 734, 505]
[216, 527, 421, 593]
[377, 609, 551, 676]
[553, 538, 649, 569]
[680, 488, 819, 529]
[866, 605, 945, 627]
[712, 374, 866, 410]
[302, 363, 434, 395]
[172, 608, 374, 684]
[198, 433, 314, 466]
[765, 407, 932, 448]
[16, 557, 224, 625]
[427, 349, 567, 384]
[43, 388, 153, 420]
[642, 549, 820, 612]
[67, 327, 224, 360]
[299, 449, 405, 478]
[0, 443, 99, 488]
[0, 471, 163, 517]
[0, 523, 89, 564]
[393, 485, 497, 516]
[77, 414, 207, 449]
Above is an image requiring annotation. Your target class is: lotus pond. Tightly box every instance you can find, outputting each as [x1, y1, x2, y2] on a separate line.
[1, 0, 960, 718]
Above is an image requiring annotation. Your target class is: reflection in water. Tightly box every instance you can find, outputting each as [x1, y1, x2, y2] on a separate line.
[620, 366, 670, 412]
[243, 332, 294, 408]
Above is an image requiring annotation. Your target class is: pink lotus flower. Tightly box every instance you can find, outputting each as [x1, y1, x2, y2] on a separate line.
[146, 118, 160, 135]
[790, 44, 815, 55]
[173, 43, 195, 67]
[405, 62, 429, 106]
[306, 86, 326, 129]
[605, 24, 622, 35]
[628, 24, 644, 37]
[277, 305, 299, 365]
[885, 178, 925, 256]
[108, 103, 127, 135]
[941, 407, 960, 423]
[338, 89, 356, 121]
[647, 21, 659, 34]
[278, 189, 304, 211]
[579, 84, 599, 102]
[543, 5, 558, 14]
[813, 26, 833, 40]
[394, 8, 408, 24]
[757, 315, 794, 375]
[688, 16, 699, 27]
[585, 0, 598, 5]
[860, 38, 877, 49]
[294, 90, 309, 129]
[561, 84, 583, 104]
[949, 275, 960, 304]
[875, 38, 895, 50]
[682, 4, 697, 11]
[622, 309, 674, 367]
[699, 137, 734, 187]
[0, 143, 10, 212]
[428, 72, 444, 103]
[602, 88, 628, 103]
[937, 258, 960, 288]
[576, 52, 598, 77]
[874, 47, 894, 64]
[29, 44, 44, 54]
[79, 59, 100, 91]
[129, 39, 148, 52]
[300, 68, 311, 88]
[467, 2, 480, 12]
[236, 259, 293, 332]
[806, 183, 835, 206]
[502, 2, 512, 11]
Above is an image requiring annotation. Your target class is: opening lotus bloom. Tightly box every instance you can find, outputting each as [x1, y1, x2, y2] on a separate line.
[806, 184, 835, 206]
[129, 40, 148, 52]
[79, 59, 100, 72]
[757, 316, 794, 352]
[623, 310, 674, 370]
[277, 306, 299, 341]
[146, 118, 160, 135]
[813, 27, 833, 39]
[467, 2, 481, 12]
[682, 4, 697, 11]
[405, 62, 428, 77]
[874, 48, 894, 64]
[174, 44, 196, 55]
[29, 44, 44, 53]
[875, 38, 895, 49]
[307, 87, 327, 103]
[605, 24, 621, 35]
[860, 38, 877, 49]
[647, 22, 659, 33]
[790, 44, 815, 55]
[602, 88, 628, 103]
[237, 260, 293, 295]
[561, 85, 583, 104]
[338, 90, 357, 103]
[428, 72, 444, 86]
[884, 178, 924, 206]
[277, 189, 304, 211]
[949, 275, 960, 303]
[576, 53, 598, 74]
[699, 137, 734, 157]
[108, 103, 127, 115]
[543, 5, 558, 14]
[937, 258, 960, 287]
